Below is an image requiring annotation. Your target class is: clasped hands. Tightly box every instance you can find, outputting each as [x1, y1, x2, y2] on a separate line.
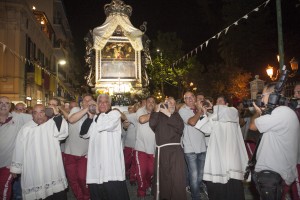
[155, 103, 171, 117]
[195, 99, 213, 115]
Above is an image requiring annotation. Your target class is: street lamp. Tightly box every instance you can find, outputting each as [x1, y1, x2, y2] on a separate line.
[266, 65, 279, 81]
[56, 59, 66, 96]
[266, 57, 298, 81]
[189, 82, 197, 91]
[156, 48, 162, 58]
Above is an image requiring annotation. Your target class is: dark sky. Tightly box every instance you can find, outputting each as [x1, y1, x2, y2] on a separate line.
[63, 0, 300, 77]
[63, 0, 223, 61]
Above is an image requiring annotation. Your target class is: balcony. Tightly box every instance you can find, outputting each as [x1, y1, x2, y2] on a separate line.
[32, 10, 54, 41]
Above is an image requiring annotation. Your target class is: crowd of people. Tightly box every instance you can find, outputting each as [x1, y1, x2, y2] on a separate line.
[0, 82, 299, 200]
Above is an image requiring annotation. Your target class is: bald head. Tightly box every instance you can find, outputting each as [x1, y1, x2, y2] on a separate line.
[34, 104, 45, 110]
[32, 104, 48, 125]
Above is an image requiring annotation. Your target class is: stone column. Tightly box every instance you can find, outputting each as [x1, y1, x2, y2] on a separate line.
[250, 75, 265, 100]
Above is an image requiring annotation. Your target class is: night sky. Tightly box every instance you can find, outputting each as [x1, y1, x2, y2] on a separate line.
[63, 0, 220, 54]
[63, 0, 300, 76]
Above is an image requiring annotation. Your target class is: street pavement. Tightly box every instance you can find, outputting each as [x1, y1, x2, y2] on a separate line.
[67, 180, 259, 200]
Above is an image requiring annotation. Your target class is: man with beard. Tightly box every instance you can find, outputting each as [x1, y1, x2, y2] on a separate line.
[149, 97, 186, 200]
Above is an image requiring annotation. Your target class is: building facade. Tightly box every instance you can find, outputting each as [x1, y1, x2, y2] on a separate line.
[0, 0, 79, 105]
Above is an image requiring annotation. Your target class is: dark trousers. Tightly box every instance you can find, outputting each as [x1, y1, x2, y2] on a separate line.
[12, 175, 22, 200]
[44, 190, 67, 200]
[89, 181, 130, 200]
[253, 170, 283, 200]
[206, 179, 245, 200]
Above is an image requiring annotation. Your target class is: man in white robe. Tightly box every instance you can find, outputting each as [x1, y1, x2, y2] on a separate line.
[12, 102, 30, 199]
[10, 104, 68, 200]
[195, 96, 248, 200]
[0, 96, 32, 199]
[80, 94, 129, 200]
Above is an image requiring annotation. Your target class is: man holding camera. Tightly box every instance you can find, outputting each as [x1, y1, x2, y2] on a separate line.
[249, 83, 300, 200]
[291, 82, 300, 200]
[149, 97, 186, 200]
[47, 98, 71, 120]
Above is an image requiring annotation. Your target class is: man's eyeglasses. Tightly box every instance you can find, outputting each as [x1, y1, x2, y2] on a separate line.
[184, 96, 194, 100]
[294, 91, 300, 95]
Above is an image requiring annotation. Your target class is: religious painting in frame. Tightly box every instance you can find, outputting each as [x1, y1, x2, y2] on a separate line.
[101, 61, 135, 79]
[101, 42, 135, 61]
[100, 41, 136, 79]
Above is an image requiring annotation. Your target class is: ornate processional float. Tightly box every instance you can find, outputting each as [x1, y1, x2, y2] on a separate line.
[84, 0, 151, 106]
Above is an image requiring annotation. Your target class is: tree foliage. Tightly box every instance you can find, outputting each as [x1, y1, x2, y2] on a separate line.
[147, 32, 196, 99]
[228, 71, 252, 100]
[147, 31, 253, 101]
[191, 62, 252, 101]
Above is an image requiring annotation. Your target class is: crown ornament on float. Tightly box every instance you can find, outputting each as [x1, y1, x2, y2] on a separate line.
[104, 0, 132, 17]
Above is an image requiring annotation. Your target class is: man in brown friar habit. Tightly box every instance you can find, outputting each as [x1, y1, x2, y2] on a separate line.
[149, 97, 187, 200]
